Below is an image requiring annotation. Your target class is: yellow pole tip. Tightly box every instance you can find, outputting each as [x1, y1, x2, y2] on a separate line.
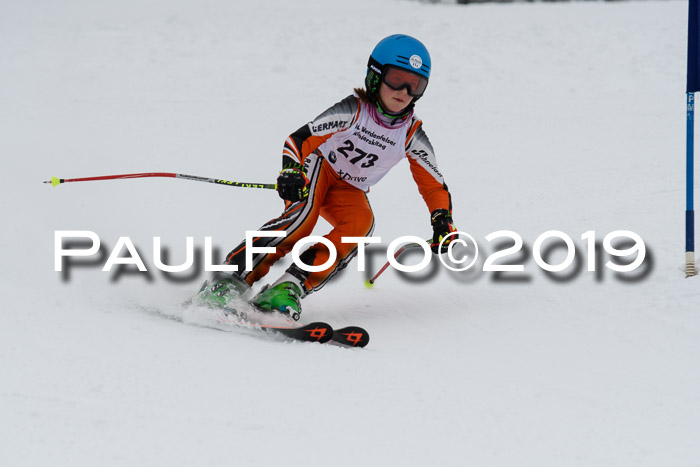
[51, 176, 61, 187]
[364, 279, 375, 289]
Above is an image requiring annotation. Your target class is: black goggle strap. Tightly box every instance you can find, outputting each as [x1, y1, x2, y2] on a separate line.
[366, 57, 383, 95]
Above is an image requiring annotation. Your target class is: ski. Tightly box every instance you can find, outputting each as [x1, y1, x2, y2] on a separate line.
[332, 326, 370, 348]
[222, 313, 369, 347]
[186, 293, 369, 346]
[217, 309, 368, 347]
[214, 309, 334, 344]
[261, 321, 334, 344]
[240, 320, 371, 347]
[141, 300, 369, 347]
[195, 280, 369, 347]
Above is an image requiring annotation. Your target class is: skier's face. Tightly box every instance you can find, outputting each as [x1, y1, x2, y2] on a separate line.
[378, 82, 412, 114]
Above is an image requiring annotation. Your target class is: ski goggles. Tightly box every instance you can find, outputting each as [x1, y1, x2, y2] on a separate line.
[382, 66, 429, 97]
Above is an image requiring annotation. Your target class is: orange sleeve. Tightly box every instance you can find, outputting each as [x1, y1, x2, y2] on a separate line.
[405, 119, 452, 214]
[407, 157, 452, 214]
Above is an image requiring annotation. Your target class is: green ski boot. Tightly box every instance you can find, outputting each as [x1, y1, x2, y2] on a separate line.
[252, 281, 303, 321]
[198, 274, 251, 309]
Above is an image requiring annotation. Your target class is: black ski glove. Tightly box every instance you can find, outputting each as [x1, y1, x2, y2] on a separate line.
[431, 209, 458, 254]
[276, 163, 309, 202]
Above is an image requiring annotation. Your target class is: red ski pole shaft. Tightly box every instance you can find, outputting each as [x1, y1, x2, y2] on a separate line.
[366, 241, 431, 287]
[43, 172, 277, 190]
[367, 250, 402, 285]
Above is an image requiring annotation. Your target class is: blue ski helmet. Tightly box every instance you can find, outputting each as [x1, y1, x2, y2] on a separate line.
[365, 34, 431, 98]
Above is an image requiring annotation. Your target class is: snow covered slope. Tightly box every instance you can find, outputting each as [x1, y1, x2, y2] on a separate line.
[1, 0, 698, 465]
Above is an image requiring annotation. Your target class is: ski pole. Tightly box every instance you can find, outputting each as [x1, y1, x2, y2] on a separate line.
[43, 172, 276, 190]
[364, 240, 434, 288]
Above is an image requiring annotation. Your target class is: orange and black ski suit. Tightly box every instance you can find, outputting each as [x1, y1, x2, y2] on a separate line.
[225, 94, 452, 296]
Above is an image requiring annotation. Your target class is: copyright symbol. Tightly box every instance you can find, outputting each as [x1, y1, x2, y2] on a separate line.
[438, 231, 479, 272]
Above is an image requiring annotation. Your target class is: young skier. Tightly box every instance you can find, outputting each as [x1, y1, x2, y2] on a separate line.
[199, 34, 457, 321]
